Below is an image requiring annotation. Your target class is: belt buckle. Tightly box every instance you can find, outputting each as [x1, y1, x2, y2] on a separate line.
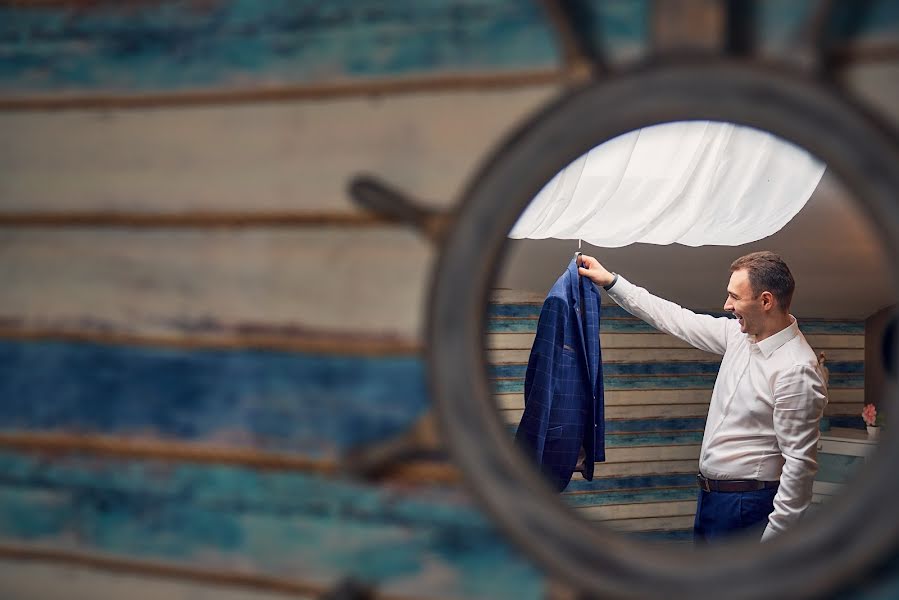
[697, 474, 711, 492]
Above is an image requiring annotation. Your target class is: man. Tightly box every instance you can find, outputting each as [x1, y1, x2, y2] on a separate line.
[577, 251, 827, 543]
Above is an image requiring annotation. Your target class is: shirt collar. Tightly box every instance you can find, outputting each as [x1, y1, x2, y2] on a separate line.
[753, 316, 800, 358]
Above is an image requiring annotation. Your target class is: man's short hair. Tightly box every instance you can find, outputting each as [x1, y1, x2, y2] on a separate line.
[730, 251, 795, 310]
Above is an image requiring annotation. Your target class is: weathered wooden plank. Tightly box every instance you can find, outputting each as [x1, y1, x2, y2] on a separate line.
[0, 339, 428, 457]
[564, 489, 696, 513]
[492, 360, 863, 380]
[486, 332, 865, 350]
[0, 1, 560, 96]
[0, 450, 542, 600]
[488, 347, 728, 363]
[0, 228, 431, 342]
[501, 405, 708, 421]
[564, 472, 696, 493]
[507, 416, 705, 434]
[501, 402, 861, 423]
[590, 445, 701, 463]
[493, 361, 723, 377]
[493, 374, 718, 393]
[0, 559, 313, 600]
[495, 388, 862, 410]
[573, 500, 696, 521]
[583, 515, 697, 532]
[817, 452, 867, 484]
[488, 316, 865, 335]
[570, 460, 698, 479]
[0, 86, 555, 215]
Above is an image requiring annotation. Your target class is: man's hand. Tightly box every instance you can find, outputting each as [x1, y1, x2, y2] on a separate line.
[577, 254, 616, 287]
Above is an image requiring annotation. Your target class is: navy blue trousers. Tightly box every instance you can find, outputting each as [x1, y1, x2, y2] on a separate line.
[693, 487, 777, 544]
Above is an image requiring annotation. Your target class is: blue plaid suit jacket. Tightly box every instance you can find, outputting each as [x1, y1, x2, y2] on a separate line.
[515, 257, 605, 492]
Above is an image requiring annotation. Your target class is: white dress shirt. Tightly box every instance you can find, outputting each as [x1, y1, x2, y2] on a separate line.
[605, 276, 828, 540]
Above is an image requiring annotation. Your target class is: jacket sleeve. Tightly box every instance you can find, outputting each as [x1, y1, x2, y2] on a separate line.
[516, 295, 567, 462]
[761, 363, 828, 541]
[605, 275, 731, 356]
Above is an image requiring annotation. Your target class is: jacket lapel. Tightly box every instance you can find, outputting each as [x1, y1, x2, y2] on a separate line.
[567, 259, 590, 376]
[582, 277, 599, 390]
[568, 258, 599, 390]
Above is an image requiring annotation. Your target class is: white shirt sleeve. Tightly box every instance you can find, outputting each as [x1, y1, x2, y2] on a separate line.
[604, 276, 732, 356]
[761, 364, 828, 541]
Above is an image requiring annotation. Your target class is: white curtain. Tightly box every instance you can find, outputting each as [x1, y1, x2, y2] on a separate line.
[509, 121, 826, 247]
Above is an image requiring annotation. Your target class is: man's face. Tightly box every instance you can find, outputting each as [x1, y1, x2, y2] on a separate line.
[723, 269, 764, 335]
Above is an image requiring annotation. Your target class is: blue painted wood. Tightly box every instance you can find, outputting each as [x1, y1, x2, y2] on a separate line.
[493, 370, 862, 391]
[605, 417, 706, 434]
[487, 302, 865, 335]
[492, 362, 724, 378]
[0, 339, 428, 456]
[504, 424, 702, 446]
[0, 0, 559, 94]
[487, 314, 865, 334]
[494, 361, 864, 381]
[828, 0, 899, 40]
[827, 416, 865, 429]
[493, 361, 863, 379]
[817, 453, 866, 484]
[488, 317, 662, 333]
[495, 375, 715, 393]
[2, 0, 895, 96]
[604, 431, 704, 447]
[564, 473, 697, 493]
[827, 374, 865, 388]
[0, 450, 542, 599]
[632, 529, 693, 542]
[561, 486, 696, 508]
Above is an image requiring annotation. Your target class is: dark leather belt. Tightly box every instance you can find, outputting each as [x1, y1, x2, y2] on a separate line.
[696, 474, 779, 493]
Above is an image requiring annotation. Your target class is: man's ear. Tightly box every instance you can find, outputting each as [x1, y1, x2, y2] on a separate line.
[760, 291, 775, 311]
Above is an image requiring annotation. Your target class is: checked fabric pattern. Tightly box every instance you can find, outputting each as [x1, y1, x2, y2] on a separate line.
[515, 257, 605, 492]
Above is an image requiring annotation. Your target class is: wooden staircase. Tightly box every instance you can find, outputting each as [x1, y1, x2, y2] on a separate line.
[489, 291, 865, 544]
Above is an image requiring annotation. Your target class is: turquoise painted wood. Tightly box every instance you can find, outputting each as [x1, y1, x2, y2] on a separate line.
[487, 304, 866, 334]
[0, 450, 542, 599]
[493, 373, 863, 392]
[0, 0, 559, 94]
[504, 424, 703, 447]
[0, 339, 427, 456]
[817, 452, 866, 484]
[562, 486, 696, 508]
[494, 374, 717, 393]
[491, 361, 865, 378]
[564, 472, 696, 493]
[1, 0, 897, 97]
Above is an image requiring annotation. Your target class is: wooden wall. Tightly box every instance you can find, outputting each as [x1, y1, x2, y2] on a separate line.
[1, 1, 899, 598]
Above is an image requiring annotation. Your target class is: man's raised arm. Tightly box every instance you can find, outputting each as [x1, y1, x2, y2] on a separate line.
[577, 254, 731, 356]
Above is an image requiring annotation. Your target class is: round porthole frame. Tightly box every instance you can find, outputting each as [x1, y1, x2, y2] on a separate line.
[427, 59, 899, 599]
